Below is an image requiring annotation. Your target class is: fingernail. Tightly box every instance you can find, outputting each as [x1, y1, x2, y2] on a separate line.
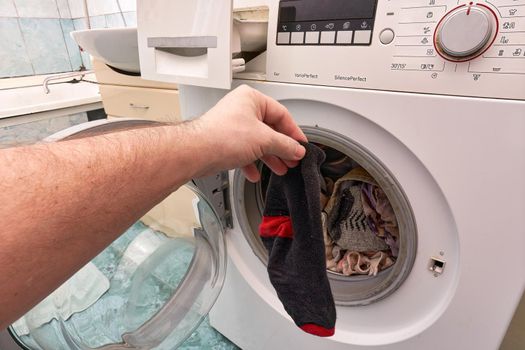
[295, 144, 306, 159]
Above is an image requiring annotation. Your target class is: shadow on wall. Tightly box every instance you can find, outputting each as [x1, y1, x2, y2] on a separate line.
[0, 0, 137, 79]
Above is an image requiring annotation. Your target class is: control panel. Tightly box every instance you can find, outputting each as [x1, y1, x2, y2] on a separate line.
[276, 0, 377, 46]
[265, 0, 525, 100]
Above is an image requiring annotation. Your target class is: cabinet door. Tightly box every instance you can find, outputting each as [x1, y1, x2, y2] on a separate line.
[99, 85, 182, 123]
[137, 0, 233, 89]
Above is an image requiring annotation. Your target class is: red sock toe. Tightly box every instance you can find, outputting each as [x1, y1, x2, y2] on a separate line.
[300, 323, 335, 337]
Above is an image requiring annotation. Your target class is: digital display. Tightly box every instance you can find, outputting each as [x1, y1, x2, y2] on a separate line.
[279, 0, 377, 22]
[277, 0, 378, 46]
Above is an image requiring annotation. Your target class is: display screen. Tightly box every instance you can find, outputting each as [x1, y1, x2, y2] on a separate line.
[276, 0, 378, 46]
[279, 0, 377, 22]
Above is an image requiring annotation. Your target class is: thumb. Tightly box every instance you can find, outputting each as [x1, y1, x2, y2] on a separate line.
[264, 129, 306, 162]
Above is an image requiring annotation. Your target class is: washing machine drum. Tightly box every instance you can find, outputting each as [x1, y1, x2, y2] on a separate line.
[9, 120, 226, 350]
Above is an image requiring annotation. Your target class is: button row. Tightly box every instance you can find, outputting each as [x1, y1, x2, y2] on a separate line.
[278, 19, 374, 33]
[277, 30, 372, 45]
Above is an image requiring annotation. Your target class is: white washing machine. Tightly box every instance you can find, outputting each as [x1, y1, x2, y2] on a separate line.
[137, 0, 525, 349]
[4, 0, 524, 349]
[205, 82, 525, 350]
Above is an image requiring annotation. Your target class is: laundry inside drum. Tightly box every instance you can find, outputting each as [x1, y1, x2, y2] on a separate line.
[236, 127, 417, 305]
[259, 144, 399, 279]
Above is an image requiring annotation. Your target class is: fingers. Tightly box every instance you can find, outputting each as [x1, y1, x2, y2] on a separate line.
[242, 163, 261, 183]
[282, 159, 300, 168]
[261, 155, 288, 176]
[244, 156, 298, 183]
[264, 127, 306, 162]
[252, 88, 308, 143]
[243, 129, 306, 183]
[231, 85, 309, 182]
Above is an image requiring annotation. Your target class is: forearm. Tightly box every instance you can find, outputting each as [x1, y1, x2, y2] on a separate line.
[0, 122, 209, 328]
[0, 84, 307, 329]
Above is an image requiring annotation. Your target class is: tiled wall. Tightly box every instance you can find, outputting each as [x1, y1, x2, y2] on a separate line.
[0, 112, 88, 148]
[0, 0, 137, 79]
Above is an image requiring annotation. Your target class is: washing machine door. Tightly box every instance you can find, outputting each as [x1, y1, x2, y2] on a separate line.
[8, 119, 227, 350]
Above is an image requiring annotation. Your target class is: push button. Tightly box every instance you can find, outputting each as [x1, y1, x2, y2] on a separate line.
[354, 30, 372, 44]
[291, 32, 305, 44]
[277, 32, 291, 44]
[305, 31, 320, 44]
[379, 29, 395, 45]
[336, 31, 353, 44]
[320, 31, 336, 44]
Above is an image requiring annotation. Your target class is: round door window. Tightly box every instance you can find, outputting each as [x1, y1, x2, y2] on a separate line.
[233, 126, 417, 306]
[9, 120, 227, 350]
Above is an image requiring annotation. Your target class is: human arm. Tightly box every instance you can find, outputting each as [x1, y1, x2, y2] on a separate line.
[0, 85, 306, 328]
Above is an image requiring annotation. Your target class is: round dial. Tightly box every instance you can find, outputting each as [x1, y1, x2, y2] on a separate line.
[434, 4, 498, 61]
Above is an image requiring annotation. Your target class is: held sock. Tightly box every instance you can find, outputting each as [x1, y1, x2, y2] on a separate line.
[259, 143, 336, 337]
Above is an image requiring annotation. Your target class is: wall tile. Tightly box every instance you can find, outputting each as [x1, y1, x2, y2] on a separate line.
[68, 111, 89, 124]
[67, 0, 84, 18]
[0, 0, 17, 17]
[0, 18, 33, 78]
[60, 19, 83, 70]
[14, 0, 59, 18]
[19, 18, 72, 74]
[3, 1, 131, 77]
[117, 0, 135, 13]
[105, 13, 124, 28]
[56, 0, 71, 18]
[47, 112, 81, 130]
[72, 16, 86, 30]
[81, 54, 92, 69]
[88, 14, 106, 28]
[72, 17, 91, 68]
[87, 0, 118, 17]
[0, 113, 88, 149]
[122, 11, 135, 27]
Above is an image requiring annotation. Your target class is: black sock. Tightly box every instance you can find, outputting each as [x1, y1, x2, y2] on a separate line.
[259, 143, 336, 337]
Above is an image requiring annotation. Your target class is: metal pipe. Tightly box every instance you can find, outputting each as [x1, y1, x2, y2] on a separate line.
[42, 70, 94, 94]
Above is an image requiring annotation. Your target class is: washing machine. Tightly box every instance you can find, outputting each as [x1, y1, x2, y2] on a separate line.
[136, 0, 525, 349]
[4, 0, 524, 349]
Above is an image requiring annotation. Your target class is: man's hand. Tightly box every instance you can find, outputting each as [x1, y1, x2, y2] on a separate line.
[196, 85, 307, 182]
[0, 84, 306, 328]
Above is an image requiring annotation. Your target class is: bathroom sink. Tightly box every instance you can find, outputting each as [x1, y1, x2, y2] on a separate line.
[71, 28, 140, 73]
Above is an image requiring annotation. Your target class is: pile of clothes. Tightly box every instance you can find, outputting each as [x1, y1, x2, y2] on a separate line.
[318, 146, 399, 277]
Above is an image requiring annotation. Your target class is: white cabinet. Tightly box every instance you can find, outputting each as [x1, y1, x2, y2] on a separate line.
[92, 59, 182, 123]
[100, 85, 181, 123]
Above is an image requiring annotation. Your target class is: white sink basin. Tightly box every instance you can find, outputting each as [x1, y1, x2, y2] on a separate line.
[71, 28, 140, 73]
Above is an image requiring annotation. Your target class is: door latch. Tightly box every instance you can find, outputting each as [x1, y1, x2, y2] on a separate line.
[429, 257, 446, 277]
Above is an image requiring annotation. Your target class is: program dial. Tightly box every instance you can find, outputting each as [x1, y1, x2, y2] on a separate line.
[434, 4, 498, 61]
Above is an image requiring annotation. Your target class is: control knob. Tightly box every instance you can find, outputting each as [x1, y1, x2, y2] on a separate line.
[434, 4, 498, 61]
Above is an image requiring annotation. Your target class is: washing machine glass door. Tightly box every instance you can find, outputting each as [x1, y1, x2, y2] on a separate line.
[8, 119, 227, 350]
